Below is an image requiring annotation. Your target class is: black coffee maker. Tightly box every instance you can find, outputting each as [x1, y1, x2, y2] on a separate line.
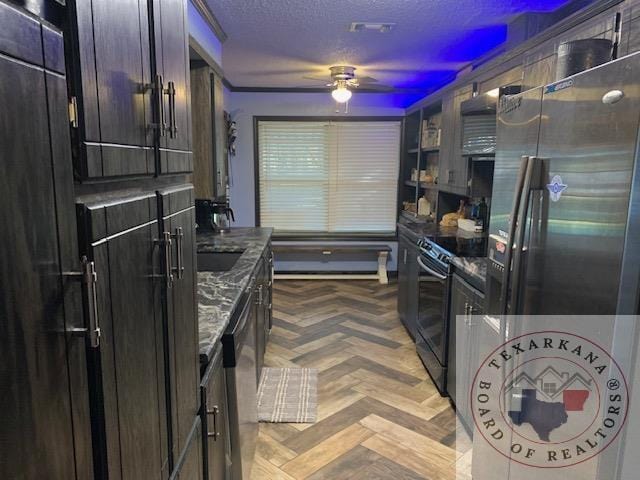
[195, 198, 235, 233]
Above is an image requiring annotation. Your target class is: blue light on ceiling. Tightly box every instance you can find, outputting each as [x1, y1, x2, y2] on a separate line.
[440, 24, 509, 63]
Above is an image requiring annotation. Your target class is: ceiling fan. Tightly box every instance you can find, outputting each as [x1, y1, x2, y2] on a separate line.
[303, 65, 393, 104]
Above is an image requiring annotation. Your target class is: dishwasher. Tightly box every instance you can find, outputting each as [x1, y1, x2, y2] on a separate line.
[222, 278, 258, 480]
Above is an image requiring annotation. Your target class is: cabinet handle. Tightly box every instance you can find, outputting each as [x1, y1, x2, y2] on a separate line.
[156, 232, 173, 288]
[64, 256, 101, 347]
[467, 303, 477, 327]
[463, 302, 469, 325]
[403, 249, 407, 264]
[166, 81, 177, 138]
[172, 227, 184, 280]
[154, 74, 166, 136]
[207, 405, 220, 440]
[256, 284, 263, 305]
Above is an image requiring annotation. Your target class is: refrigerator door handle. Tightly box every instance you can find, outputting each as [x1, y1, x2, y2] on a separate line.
[499, 156, 530, 316]
[508, 156, 545, 316]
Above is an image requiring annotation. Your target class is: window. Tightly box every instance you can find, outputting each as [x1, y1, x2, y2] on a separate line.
[543, 382, 557, 395]
[257, 120, 401, 234]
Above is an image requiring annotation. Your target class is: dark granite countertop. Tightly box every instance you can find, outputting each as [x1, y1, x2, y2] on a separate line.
[197, 227, 273, 364]
[397, 220, 487, 242]
[451, 256, 487, 293]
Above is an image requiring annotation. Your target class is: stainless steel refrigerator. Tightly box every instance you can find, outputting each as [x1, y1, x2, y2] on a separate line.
[486, 51, 640, 319]
[476, 51, 640, 480]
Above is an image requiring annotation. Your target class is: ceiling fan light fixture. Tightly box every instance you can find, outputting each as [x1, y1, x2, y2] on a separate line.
[331, 85, 352, 103]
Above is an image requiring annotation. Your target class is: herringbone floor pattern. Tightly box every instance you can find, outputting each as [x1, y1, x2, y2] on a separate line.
[251, 280, 472, 480]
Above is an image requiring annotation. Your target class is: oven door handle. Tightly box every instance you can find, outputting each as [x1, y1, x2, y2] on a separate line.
[417, 256, 448, 280]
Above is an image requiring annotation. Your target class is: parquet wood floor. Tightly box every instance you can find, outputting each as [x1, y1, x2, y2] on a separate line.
[251, 280, 472, 480]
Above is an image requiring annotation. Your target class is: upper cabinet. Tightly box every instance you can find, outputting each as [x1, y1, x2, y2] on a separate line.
[190, 67, 227, 199]
[67, 0, 192, 180]
[439, 85, 473, 195]
[68, 0, 154, 179]
[153, 0, 193, 174]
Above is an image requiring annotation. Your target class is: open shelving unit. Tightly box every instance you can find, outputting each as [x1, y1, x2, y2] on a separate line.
[399, 103, 442, 223]
[398, 86, 516, 227]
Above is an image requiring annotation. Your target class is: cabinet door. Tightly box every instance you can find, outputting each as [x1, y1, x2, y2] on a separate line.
[255, 259, 267, 381]
[451, 87, 474, 191]
[170, 417, 203, 480]
[448, 276, 472, 425]
[71, 0, 154, 178]
[397, 237, 409, 323]
[406, 243, 420, 337]
[77, 194, 168, 479]
[449, 274, 485, 432]
[154, 0, 193, 174]
[158, 186, 200, 465]
[201, 346, 231, 480]
[266, 246, 274, 331]
[0, 11, 91, 477]
[439, 94, 455, 187]
[212, 73, 228, 195]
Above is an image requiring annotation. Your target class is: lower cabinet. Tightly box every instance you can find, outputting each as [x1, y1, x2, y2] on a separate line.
[199, 241, 272, 479]
[255, 245, 274, 383]
[255, 257, 267, 381]
[397, 234, 419, 339]
[159, 186, 201, 465]
[447, 273, 485, 433]
[77, 193, 170, 479]
[170, 417, 204, 480]
[201, 345, 232, 480]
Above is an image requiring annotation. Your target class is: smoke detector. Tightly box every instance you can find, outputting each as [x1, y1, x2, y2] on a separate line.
[349, 22, 395, 33]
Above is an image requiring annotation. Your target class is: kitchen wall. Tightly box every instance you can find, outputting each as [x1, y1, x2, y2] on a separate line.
[227, 91, 406, 271]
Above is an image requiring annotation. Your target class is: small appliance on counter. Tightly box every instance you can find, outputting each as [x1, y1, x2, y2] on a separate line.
[195, 198, 235, 233]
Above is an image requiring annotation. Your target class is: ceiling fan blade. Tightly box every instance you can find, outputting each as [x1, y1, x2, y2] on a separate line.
[295, 84, 333, 88]
[302, 75, 332, 82]
[356, 76, 379, 83]
[357, 83, 394, 91]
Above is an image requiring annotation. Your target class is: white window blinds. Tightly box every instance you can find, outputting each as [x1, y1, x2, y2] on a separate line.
[258, 121, 400, 233]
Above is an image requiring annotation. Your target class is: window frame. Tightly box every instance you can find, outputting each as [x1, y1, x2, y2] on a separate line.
[253, 116, 403, 240]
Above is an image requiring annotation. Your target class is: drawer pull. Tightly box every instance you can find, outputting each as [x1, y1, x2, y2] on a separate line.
[207, 405, 220, 440]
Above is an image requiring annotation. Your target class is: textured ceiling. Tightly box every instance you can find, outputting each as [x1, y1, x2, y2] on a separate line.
[208, 0, 575, 100]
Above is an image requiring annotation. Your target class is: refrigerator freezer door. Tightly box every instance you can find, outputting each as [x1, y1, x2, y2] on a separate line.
[521, 52, 640, 316]
[486, 87, 544, 315]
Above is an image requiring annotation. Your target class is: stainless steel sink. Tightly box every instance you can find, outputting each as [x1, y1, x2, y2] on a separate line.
[197, 251, 244, 272]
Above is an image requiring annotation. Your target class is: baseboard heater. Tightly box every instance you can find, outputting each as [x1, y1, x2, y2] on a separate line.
[272, 244, 391, 284]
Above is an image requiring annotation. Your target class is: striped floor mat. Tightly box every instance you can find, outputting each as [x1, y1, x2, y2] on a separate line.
[257, 368, 318, 423]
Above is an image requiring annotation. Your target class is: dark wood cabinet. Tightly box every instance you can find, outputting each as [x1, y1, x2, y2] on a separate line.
[397, 234, 419, 339]
[68, 0, 154, 179]
[154, 0, 193, 174]
[447, 273, 484, 433]
[439, 86, 473, 194]
[201, 345, 232, 480]
[0, 6, 92, 477]
[158, 186, 200, 464]
[255, 257, 268, 380]
[68, 0, 192, 179]
[265, 247, 274, 331]
[171, 417, 204, 480]
[4, 1, 199, 478]
[77, 193, 170, 479]
[255, 245, 274, 382]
